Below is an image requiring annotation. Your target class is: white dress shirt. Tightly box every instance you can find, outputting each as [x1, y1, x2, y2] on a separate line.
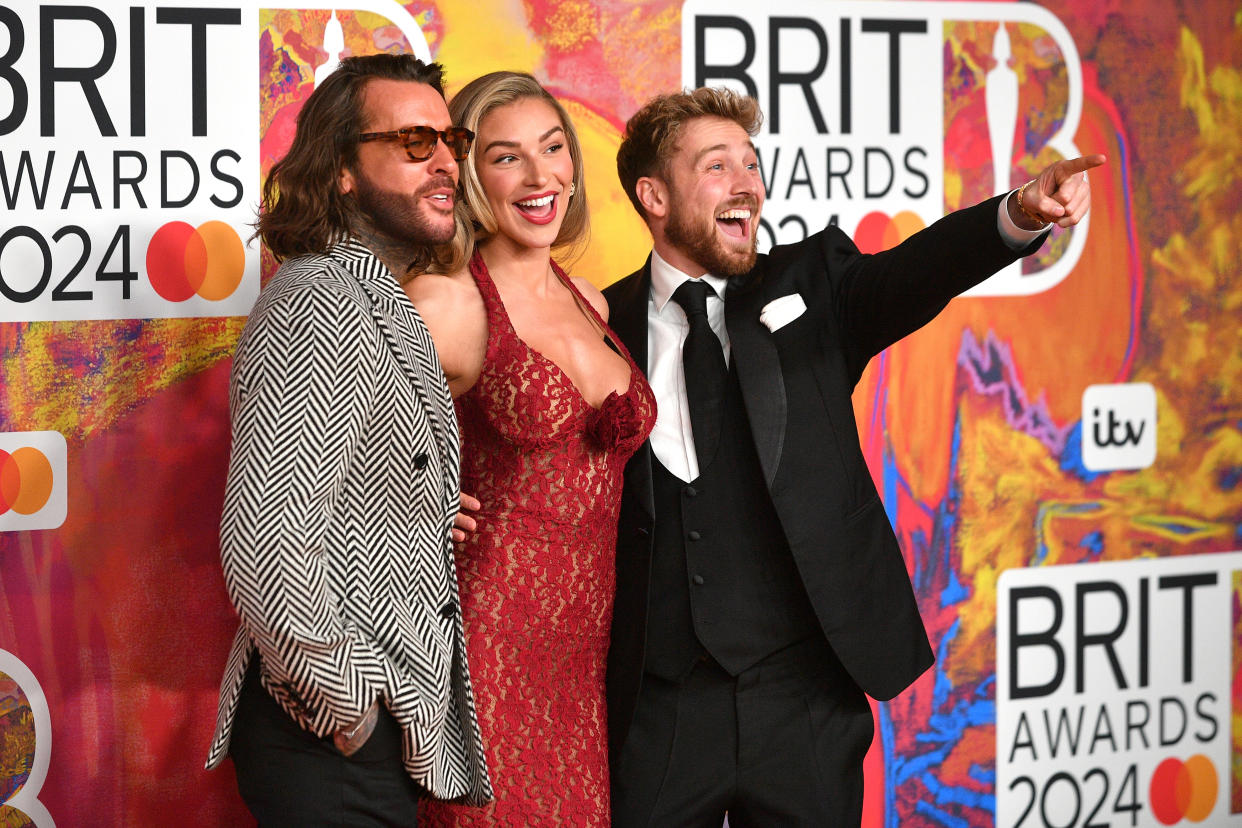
[645, 194, 1047, 483]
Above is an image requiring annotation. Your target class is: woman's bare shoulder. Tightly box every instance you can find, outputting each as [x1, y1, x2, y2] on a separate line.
[570, 275, 609, 323]
[403, 269, 487, 394]
[404, 268, 479, 310]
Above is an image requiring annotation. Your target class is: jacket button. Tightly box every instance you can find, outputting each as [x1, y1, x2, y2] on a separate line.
[692, 574, 705, 586]
[439, 601, 457, 618]
[413, 452, 429, 470]
[684, 485, 698, 497]
[688, 530, 701, 541]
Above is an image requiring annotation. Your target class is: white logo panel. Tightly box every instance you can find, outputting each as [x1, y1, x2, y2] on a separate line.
[997, 553, 1239, 827]
[0, 430, 68, 532]
[1082, 382, 1158, 472]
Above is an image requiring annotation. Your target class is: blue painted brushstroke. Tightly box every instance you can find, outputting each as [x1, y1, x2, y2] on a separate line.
[969, 763, 995, 785]
[923, 771, 995, 810]
[881, 701, 900, 828]
[1079, 530, 1104, 558]
[941, 568, 969, 607]
[1059, 422, 1102, 483]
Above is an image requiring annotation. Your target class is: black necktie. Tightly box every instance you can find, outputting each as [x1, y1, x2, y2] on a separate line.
[671, 280, 727, 470]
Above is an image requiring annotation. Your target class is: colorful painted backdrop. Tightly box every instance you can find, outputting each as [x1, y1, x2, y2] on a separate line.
[1, 1, 1240, 826]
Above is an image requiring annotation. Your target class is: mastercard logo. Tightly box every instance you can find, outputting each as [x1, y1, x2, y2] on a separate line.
[1150, 754, 1218, 824]
[853, 210, 926, 254]
[0, 447, 53, 516]
[146, 220, 245, 302]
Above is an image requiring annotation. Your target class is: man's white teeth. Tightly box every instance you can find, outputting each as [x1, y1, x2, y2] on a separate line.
[517, 194, 555, 208]
[717, 209, 751, 220]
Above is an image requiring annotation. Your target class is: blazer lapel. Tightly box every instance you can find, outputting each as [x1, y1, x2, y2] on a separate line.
[726, 277, 787, 488]
[608, 261, 655, 521]
[335, 242, 459, 497]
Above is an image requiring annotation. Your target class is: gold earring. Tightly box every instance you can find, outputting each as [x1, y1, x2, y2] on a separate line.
[568, 181, 576, 198]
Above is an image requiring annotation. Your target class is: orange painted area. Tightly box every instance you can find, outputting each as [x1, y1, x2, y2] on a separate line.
[867, 91, 1133, 508]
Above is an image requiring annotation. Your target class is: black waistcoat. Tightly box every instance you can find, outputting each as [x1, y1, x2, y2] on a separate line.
[645, 366, 820, 680]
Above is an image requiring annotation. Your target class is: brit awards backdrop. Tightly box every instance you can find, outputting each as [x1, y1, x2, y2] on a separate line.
[1, 1, 1240, 826]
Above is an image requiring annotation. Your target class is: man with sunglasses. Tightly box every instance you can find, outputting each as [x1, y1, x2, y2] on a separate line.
[205, 54, 491, 825]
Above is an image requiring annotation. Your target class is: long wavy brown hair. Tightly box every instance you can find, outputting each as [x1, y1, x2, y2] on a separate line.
[255, 53, 466, 272]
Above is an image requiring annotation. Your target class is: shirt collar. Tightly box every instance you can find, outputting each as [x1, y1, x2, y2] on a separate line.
[650, 248, 730, 314]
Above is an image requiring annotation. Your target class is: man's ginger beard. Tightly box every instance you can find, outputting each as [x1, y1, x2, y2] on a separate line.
[663, 192, 759, 278]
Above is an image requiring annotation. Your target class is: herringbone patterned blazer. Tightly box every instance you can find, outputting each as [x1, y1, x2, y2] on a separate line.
[205, 240, 491, 804]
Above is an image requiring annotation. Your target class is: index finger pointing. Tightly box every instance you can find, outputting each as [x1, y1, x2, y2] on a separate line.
[1060, 153, 1107, 175]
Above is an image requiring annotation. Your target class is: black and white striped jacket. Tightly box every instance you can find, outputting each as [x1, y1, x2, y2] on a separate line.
[205, 240, 491, 804]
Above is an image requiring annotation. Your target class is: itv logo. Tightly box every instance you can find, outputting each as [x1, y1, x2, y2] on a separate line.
[1081, 383, 1157, 472]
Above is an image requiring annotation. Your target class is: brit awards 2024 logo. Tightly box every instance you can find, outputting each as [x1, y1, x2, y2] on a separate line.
[0, 1, 431, 323]
[680, 0, 1092, 296]
[996, 552, 1242, 827]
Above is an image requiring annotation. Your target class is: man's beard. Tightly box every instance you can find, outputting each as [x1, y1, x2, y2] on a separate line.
[665, 197, 758, 279]
[351, 171, 457, 248]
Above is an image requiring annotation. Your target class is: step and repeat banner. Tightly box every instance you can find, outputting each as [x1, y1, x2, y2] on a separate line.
[1, 1, 1239, 825]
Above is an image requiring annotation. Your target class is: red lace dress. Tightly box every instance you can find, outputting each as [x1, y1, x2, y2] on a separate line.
[420, 252, 655, 827]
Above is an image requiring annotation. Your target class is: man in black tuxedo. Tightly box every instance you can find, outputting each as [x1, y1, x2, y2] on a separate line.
[603, 87, 1102, 826]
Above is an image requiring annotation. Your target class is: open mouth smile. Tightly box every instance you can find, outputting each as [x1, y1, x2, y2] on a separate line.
[716, 207, 752, 239]
[514, 191, 560, 225]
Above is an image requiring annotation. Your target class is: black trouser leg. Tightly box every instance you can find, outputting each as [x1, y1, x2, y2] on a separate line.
[229, 659, 422, 828]
[612, 639, 872, 828]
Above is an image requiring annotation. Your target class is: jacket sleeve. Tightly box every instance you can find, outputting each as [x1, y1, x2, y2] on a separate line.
[219, 281, 411, 736]
[817, 194, 1043, 384]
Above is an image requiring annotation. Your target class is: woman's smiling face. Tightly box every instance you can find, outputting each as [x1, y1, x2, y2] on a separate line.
[473, 96, 576, 253]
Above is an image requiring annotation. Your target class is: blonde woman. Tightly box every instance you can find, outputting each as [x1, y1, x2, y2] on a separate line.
[406, 72, 655, 826]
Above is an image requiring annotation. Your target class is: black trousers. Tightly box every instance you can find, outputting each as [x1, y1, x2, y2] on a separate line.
[229, 659, 422, 827]
[612, 637, 873, 828]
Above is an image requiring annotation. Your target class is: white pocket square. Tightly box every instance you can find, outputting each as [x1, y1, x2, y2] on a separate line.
[759, 294, 807, 332]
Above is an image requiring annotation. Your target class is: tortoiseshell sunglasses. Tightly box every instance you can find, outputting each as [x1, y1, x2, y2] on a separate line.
[358, 126, 475, 162]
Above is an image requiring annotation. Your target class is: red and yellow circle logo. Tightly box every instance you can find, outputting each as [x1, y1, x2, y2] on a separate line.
[853, 210, 926, 254]
[146, 220, 245, 302]
[1150, 755, 1218, 824]
[0, 447, 54, 516]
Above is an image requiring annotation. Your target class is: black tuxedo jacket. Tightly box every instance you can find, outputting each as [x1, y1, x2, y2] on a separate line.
[603, 194, 1043, 757]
